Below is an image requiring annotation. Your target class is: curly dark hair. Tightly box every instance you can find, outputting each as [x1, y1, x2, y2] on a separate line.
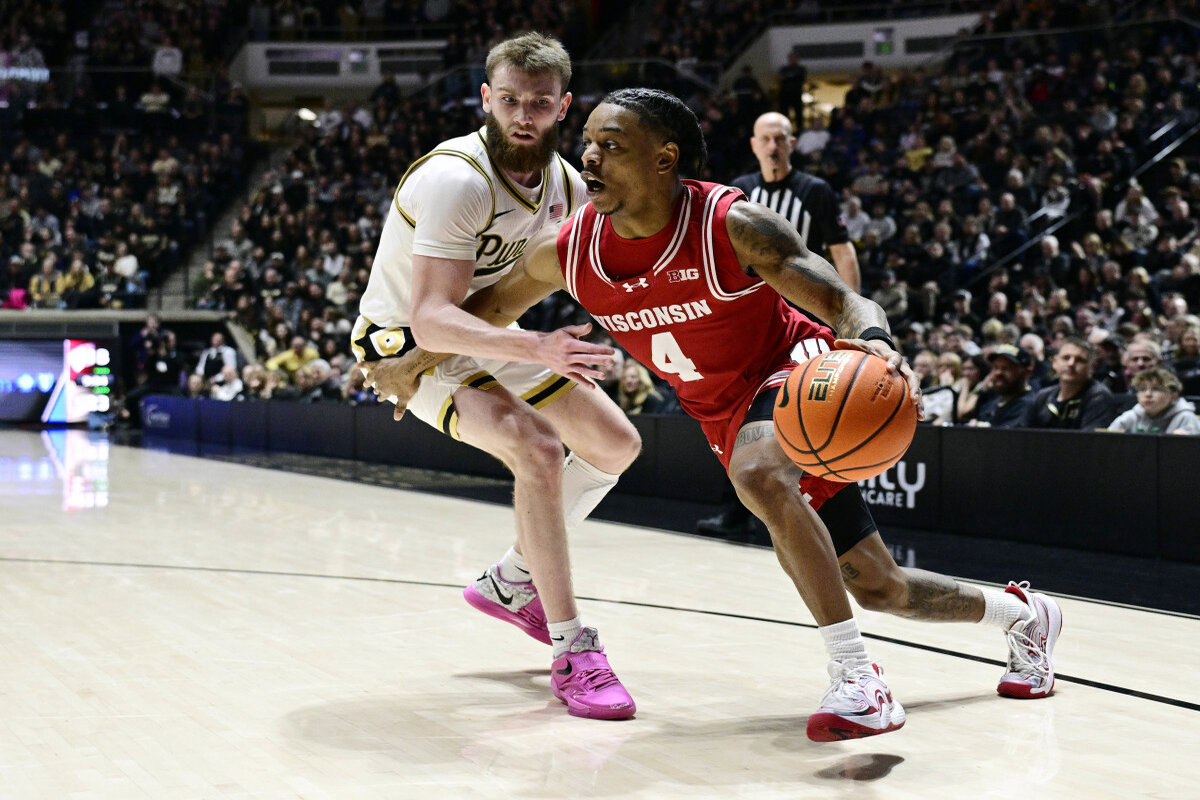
[600, 87, 708, 177]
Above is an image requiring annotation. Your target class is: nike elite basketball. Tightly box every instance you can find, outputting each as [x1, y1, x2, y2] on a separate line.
[773, 349, 917, 482]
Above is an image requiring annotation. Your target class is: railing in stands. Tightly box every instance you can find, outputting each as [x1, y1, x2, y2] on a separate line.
[964, 114, 1200, 293]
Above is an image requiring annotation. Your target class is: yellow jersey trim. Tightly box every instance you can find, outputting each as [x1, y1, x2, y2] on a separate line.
[522, 375, 575, 409]
[394, 148, 496, 234]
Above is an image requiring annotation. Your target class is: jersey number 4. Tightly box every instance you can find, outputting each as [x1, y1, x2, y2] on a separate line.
[651, 332, 703, 381]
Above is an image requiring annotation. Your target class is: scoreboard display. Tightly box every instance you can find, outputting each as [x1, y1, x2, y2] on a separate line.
[0, 339, 118, 424]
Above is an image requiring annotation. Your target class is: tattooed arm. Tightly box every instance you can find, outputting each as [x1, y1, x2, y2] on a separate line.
[726, 200, 883, 335]
[725, 201, 922, 411]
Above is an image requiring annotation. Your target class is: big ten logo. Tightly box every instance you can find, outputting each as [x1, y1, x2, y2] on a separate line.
[859, 461, 926, 509]
[667, 267, 699, 282]
[476, 235, 528, 268]
[807, 351, 851, 401]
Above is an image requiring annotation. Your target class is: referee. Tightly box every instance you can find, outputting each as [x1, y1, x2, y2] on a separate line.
[698, 110, 862, 539]
[732, 111, 861, 291]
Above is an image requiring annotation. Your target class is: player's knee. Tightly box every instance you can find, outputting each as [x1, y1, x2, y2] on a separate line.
[610, 418, 642, 470]
[493, 413, 563, 474]
[847, 571, 907, 613]
[728, 457, 792, 512]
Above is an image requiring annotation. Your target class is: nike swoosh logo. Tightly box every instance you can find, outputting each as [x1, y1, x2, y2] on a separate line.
[555, 663, 572, 676]
[481, 208, 517, 233]
[487, 574, 514, 605]
[551, 635, 565, 641]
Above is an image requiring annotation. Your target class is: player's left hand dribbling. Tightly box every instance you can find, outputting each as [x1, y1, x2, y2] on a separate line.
[834, 338, 925, 420]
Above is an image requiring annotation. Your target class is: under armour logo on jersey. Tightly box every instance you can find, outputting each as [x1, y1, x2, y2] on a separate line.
[667, 268, 700, 282]
[622, 278, 650, 292]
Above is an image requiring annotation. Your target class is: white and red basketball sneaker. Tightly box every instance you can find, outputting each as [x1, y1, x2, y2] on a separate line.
[463, 563, 551, 645]
[998, 581, 1062, 698]
[806, 661, 906, 741]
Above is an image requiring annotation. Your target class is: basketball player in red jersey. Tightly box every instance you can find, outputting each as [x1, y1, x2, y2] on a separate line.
[363, 88, 1062, 740]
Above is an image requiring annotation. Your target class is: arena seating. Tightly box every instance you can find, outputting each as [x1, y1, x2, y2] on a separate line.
[5, 1, 1198, 427]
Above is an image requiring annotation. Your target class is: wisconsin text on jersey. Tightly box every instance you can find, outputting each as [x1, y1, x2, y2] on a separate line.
[592, 299, 713, 333]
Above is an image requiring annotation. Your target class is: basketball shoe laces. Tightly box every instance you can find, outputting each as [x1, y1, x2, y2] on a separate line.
[819, 661, 878, 708]
[1005, 620, 1050, 681]
[566, 629, 622, 692]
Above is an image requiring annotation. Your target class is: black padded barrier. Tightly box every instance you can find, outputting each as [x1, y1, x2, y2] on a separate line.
[141, 396, 1200, 563]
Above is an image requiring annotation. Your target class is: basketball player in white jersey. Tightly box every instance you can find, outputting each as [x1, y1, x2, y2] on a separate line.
[353, 33, 638, 720]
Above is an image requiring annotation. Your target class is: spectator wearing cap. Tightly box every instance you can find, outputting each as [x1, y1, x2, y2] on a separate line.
[973, 344, 1036, 428]
[1022, 337, 1117, 430]
[1107, 367, 1200, 435]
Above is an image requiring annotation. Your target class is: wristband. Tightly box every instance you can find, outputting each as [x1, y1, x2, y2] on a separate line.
[858, 326, 897, 352]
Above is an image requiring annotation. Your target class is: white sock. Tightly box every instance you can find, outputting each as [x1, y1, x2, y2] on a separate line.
[497, 546, 531, 583]
[548, 617, 583, 657]
[561, 453, 621, 529]
[980, 586, 1033, 630]
[819, 618, 870, 668]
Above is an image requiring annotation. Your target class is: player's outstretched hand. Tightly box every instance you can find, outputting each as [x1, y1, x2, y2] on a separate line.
[533, 323, 615, 388]
[358, 357, 425, 421]
[833, 338, 925, 420]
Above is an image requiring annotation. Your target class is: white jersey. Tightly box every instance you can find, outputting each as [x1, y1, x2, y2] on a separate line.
[358, 127, 585, 330]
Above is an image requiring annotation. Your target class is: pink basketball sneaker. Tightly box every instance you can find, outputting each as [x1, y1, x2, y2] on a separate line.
[806, 661, 906, 742]
[550, 627, 636, 720]
[998, 581, 1062, 699]
[463, 564, 551, 645]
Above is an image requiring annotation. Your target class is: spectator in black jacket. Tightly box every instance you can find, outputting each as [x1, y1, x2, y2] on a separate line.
[1022, 337, 1117, 430]
[973, 344, 1035, 428]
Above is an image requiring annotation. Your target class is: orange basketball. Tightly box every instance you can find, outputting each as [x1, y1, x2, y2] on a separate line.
[772, 349, 917, 483]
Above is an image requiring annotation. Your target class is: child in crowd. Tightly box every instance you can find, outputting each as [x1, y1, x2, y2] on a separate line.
[1107, 367, 1200, 435]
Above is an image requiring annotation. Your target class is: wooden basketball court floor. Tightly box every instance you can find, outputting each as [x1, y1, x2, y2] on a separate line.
[2, 427, 1198, 799]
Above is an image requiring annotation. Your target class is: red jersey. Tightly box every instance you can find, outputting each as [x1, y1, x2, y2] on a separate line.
[557, 179, 833, 424]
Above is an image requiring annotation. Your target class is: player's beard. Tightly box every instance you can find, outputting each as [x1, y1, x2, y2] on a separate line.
[486, 113, 558, 175]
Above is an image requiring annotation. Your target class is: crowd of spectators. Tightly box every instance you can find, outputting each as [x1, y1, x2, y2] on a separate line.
[177, 1, 1197, 437]
[6, 0, 1196, 435]
[0, 1, 255, 312]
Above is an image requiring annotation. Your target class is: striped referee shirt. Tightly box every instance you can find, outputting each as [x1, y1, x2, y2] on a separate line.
[730, 169, 849, 255]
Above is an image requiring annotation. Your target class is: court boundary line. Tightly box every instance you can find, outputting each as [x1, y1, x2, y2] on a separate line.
[3, 554, 1198, 714]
